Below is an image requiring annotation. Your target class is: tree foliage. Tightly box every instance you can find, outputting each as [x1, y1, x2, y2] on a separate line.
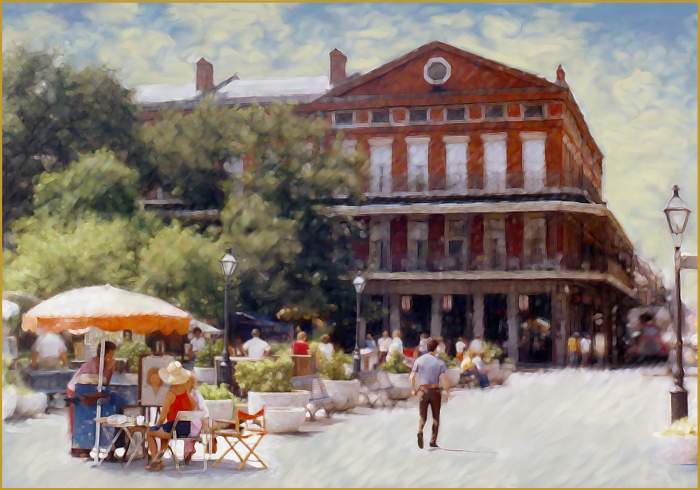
[2, 47, 142, 228]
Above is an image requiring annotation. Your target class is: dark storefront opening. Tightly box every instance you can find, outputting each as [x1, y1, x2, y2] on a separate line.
[401, 295, 431, 347]
[442, 295, 471, 356]
[484, 294, 508, 343]
[518, 294, 552, 363]
[366, 295, 389, 339]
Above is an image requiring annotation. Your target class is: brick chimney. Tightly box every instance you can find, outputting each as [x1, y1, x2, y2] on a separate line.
[196, 57, 214, 92]
[329, 48, 347, 86]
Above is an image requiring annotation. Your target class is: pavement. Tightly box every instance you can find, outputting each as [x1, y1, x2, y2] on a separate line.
[3, 368, 697, 488]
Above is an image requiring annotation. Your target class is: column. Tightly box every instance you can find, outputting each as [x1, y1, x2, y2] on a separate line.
[507, 292, 519, 363]
[472, 293, 484, 338]
[389, 294, 400, 333]
[430, 294, 442, 337]
[382, 294, 390, 333]
[551, 289, 568, 366]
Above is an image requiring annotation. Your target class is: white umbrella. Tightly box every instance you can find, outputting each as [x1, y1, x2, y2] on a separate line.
[2, 300, 20, 322]
[190, 318, 222, 336]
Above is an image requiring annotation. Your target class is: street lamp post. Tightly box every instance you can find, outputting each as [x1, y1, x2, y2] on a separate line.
[219, 248, 238, 387]
[352, 272, 366, 377]
[663, 185, 691, 422]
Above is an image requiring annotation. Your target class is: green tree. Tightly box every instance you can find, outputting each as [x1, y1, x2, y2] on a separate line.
[33, 149, 140, 220]
[4, 215, 142, 299]
[2, 46, 143, 229]
[137, 223, 225, 321]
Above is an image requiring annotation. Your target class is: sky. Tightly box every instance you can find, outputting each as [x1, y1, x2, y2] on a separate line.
[3, 3, 698, 312]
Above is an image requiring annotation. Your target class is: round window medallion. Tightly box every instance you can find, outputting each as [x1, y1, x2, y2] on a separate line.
[423, 57, 451, 85]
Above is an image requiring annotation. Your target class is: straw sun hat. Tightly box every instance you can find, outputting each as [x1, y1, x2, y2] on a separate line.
[158, 361, 192, 385]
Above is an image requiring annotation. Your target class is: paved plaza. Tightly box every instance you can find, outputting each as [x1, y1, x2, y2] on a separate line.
[3, 368, 697, 488]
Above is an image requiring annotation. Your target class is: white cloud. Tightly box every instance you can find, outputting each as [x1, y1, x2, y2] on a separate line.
[83, 4, 140, 24]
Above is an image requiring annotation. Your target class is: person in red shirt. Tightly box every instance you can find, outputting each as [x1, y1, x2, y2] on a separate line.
[292, 331, 309, 355]
[146, 361, 195, 471]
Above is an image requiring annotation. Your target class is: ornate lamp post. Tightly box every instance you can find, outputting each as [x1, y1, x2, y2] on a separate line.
[663, 185, 691, 421]
[219, 248, 238, 386]
[352, 272, 366, 376]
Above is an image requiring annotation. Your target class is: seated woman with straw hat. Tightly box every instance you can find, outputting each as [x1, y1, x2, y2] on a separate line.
[145, 361, 196, 471]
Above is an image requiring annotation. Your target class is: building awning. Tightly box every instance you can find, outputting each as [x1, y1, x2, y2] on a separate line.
[363, 270, 636, 298]
[327, 200, 634, 252]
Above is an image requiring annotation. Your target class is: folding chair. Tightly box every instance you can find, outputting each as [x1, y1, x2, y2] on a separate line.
[150, 410, 211, 473]
[213, 407, 268, 470]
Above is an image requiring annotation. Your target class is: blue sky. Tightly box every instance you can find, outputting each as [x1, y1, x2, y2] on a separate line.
[3, 3, 698, 310]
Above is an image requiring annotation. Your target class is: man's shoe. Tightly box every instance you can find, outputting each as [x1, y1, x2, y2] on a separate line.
[417, 433, 424, 449]
[429, 442, 439, 448]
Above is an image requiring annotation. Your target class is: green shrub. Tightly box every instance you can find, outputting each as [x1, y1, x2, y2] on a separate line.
[482, 342, 503, 364]
[380, 352, 410, 374]
[194, 339, 224, 367]
[318, 351, 352, 381]
[234, 355, 294, 392]
[198, 383, 237, 401]
[268, 341, 291, 357]
[437, 352, 457, 368]
[115, 341, 152, 373]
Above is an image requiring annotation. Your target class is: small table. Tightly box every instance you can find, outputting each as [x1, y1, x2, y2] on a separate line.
[95, 418, 148, 468]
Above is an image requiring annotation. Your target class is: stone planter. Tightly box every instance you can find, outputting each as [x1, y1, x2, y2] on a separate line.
[386, 373, 412, 400]
[14, 391, 48, 418]
[194, 366, 216, 385]
[204, 399, 235, 424]
[655, 434, 698, 465]
[445, 367, 461, 387]
[264, 407, 307, 433]
[247, 390, 311, 416]
[322, 379, 360, 411]
[3, 386, 17, 420]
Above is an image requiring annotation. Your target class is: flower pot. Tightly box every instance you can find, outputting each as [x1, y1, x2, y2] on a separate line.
[194, 366, 216, 385]
[445, 367, 461, 387]
[14, 392, 48, 418]
[264, 407, 307, 433]
[247, 390, 311, 416]
[204, 399, 235, 424]
[654, 434, 698, 465]
[386, 373, 412, 400]
[322, 379, 360, 411]
[3, 386, 17, 420]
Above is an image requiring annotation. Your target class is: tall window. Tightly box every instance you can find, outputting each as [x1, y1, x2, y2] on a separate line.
[521, 132, 546, 192]
[369, 137, 393, 193]
[369, 219, 391, 271]
[483, 133, 507, 193]
[445, 218, 467, 270]
[407, 221, 429, 270]
[443, 135, 468, 191]
[485, 216, 506, 270]
[523, 216, 547, 268]
[406, 136, 430, 192]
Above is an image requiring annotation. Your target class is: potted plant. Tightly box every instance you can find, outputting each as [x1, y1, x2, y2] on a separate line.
[194, 339, 223, 385]
[654, 416, 698, 465]
[318, 352, 360, 411]
[115, 340, 151, 383]
[235, 355, 309, 433]
[199, 383, 238, 425]
[438, 353, 461, 387]
[380, 352, 412, 400]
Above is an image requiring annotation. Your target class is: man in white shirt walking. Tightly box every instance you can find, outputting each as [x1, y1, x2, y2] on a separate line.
[31, 329, 68, 369]
[243, 329, 270, 359]
[410, 338, 449, 449]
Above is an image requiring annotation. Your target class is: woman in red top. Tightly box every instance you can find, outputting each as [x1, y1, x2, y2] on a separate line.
[292, 331, 309, 355]
[146, 361, 195, 471]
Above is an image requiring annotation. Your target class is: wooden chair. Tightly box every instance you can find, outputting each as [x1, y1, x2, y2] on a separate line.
[213, 407, 268, 471]
[150, 411, 211, 473]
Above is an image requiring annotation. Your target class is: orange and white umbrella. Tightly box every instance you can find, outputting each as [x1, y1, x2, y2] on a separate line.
[22, 284, 191, 335]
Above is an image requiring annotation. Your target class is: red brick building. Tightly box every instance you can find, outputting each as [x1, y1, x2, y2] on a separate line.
[136, 41, 662, 366]
[299, 41, 641, 365]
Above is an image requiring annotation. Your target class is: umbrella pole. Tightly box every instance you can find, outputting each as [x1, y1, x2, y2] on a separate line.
[92, 338, 106, 465]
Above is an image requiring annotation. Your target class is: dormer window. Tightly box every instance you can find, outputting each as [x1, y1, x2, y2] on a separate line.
[335, 111, 354, 126]
[485, 105, 505, 119]
[371, 110, 390, 124]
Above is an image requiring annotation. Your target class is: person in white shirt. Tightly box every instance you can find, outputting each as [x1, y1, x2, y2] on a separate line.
[318, 334, 334, 360]
[377, 330, 392, 364]
[190, 327, 207, 360]
[455, 337, 467, 361]
[389, 329, 404, 357]
[436, 336, 447, 355]
[579, 334, 592, 366]
[243, 329, 270, 359]
[415, 333, 430, 359]
[31, 329, 68, 369]
[594, 332, 606, 367]
[468, 335, 484, 356]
